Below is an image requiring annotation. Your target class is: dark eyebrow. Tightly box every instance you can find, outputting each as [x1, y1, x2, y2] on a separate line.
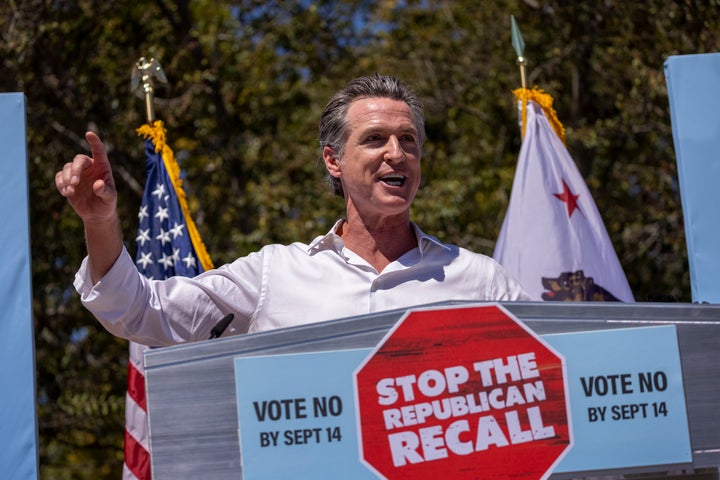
[358, 124, 418, 138]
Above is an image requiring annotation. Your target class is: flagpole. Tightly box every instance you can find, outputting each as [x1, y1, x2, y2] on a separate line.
[131, 56, 168, 124]
[510, 15, 527, 89]
[123, 55, 169, 480]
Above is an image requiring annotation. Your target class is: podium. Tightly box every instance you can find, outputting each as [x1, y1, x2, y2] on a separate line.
[144, 301, 720, 479]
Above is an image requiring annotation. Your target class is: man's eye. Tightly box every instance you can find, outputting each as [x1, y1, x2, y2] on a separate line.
[364, 135, 384, 145]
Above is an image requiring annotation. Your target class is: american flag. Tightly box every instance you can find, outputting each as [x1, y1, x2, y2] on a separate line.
[123, 121, 213, 480]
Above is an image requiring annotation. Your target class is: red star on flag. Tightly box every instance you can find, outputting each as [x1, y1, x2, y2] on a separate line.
[553, 178, 581, 217]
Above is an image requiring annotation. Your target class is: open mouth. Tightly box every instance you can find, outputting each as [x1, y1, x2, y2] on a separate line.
[379, 174, 406, 187]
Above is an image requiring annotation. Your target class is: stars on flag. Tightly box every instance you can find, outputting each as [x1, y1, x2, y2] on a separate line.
[137, 205, 148, 222]
[169, 222, 185, 239]
[155, 205, 169, 222]
[136, 228, 150, 246]
[136, 251, 153, 269]
[152, 183, 166, 199]
[158, 252, 174, 269]
[155, 230, 171, 245]
[135, 176, 201, 279]
[182, 252, 197, 269]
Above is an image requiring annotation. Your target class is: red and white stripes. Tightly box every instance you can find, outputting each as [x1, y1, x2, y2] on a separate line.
[122, 341, 151, 480]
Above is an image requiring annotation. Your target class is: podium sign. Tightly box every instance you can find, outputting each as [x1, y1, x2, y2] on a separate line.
[233, 314, 693, 479]
[353, 304, 571, 480]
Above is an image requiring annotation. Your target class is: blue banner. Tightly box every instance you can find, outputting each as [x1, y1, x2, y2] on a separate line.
[235, 349, 373, 479]
[665, 53, 720, 303]
[0, 93, 38, 478]
[545, 326, 691, 473]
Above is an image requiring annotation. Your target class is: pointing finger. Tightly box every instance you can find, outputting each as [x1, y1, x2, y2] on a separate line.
[85, 131, 108, 165]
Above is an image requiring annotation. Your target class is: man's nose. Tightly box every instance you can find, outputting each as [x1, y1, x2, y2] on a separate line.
[384, 136, 405, 163]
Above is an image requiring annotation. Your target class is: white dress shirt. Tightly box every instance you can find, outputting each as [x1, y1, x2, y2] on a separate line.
[74, 222, 530, 346]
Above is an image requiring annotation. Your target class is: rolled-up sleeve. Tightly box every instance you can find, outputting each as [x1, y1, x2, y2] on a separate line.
[74, 247, 172, 344]
[73, 246, 262, 345]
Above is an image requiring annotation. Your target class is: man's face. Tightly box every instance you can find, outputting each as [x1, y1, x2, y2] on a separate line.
[325, 97, 422, 220]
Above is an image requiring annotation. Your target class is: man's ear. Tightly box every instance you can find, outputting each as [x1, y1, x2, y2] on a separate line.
[323, 146, 342, 178]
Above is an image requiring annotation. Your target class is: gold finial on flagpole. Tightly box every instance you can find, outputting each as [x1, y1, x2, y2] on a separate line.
[131, 57, 168, 123]
[510, 15, 527, 89]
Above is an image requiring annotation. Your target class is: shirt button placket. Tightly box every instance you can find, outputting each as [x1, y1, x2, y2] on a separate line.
[369, 275, 383, 311]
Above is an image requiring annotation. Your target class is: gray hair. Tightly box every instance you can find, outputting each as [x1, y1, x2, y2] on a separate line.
[319, 73, 426, 197]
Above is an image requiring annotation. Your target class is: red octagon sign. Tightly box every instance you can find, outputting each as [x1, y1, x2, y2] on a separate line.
[353, 303, 572, 480]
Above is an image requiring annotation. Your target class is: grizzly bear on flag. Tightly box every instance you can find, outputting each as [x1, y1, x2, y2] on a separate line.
[541, 270, 620, 302]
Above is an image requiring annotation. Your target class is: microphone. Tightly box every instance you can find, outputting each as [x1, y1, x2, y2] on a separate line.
[208, 313, 234, 339]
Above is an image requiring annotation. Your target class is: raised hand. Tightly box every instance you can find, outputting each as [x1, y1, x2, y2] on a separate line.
[56, 131, 123, 282]
[55, 131, 117, 223]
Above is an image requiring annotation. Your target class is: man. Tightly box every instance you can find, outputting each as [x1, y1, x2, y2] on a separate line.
[55, 74, 529, 346]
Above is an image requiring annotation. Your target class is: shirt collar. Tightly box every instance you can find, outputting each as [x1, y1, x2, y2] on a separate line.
[307, 219, 346, 254]
[308, 219, 451, 256]
[411, 222, 453, 255]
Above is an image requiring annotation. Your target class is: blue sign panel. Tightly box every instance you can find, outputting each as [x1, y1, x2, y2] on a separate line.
[234, 349, 375, 480]
[547, 325, 691, 473]
[665, 53, 720, 303]
[0, 93, 38, 479]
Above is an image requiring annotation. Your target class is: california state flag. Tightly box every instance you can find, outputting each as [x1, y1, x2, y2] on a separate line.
[494, 88, 634, 302]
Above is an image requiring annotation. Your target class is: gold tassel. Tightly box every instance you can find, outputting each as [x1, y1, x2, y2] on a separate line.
[512, 87, 566, 145]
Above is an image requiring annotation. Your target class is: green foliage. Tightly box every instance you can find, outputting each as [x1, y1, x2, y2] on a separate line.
[1, 0, 718, 476]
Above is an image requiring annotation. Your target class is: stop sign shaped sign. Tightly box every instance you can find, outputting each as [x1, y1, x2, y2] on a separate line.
[354, 303, 572, 479]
